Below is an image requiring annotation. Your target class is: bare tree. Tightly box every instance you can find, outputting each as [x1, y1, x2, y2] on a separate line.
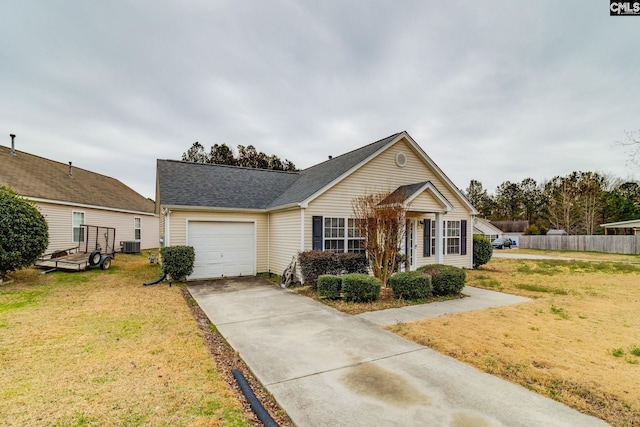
[351, 191, 407, 286]
[616, 130, 640, 167]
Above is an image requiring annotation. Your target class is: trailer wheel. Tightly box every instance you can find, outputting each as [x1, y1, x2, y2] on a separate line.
[89, 250, 101, 266]
[100, 257, 112, 270]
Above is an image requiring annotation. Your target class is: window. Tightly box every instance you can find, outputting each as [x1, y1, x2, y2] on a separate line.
[446, 220, 461, 255]
[134, 217, 141, 240]
[73, 211, 85, 243]
[323, 217, 365, 253]
[431, 220, 462, 255]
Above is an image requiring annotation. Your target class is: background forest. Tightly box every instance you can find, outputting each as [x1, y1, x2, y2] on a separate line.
[465, 173, 640, 235]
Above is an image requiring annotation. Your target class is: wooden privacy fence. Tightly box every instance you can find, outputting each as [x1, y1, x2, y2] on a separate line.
[519, 235, 640, 254]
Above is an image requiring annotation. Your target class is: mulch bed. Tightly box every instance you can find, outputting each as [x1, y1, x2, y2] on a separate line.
[181, 287, 295, 427]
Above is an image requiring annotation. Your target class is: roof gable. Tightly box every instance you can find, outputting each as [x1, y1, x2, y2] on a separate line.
[384, 181, 453, 212]
[0, 146, 155, 213]
[156, 131, 477, 215]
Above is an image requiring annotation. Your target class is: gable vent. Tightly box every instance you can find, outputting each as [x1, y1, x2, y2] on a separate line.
[395, 152, 407, 167]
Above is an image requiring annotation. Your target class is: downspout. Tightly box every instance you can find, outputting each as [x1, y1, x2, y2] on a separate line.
[267, 213, 270, 274]
[300, 208, 305, 252]
[163, 208, 171, 247]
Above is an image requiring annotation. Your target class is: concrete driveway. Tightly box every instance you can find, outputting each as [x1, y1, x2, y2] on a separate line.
[188, 278, 609, 427]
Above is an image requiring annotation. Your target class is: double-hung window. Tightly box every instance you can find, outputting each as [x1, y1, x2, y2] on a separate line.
[72, 211, 85, 243]
[134, 217, 141, 240]
[445, 220, 461, 254]
[431, 220, 462, 255]
[323, 217, 365, 253]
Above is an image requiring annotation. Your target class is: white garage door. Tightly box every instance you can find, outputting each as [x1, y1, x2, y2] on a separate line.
[188, 221, 255, 279]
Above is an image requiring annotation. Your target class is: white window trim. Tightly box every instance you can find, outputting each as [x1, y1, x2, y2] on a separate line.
[322, 216, 365, 253]
[432, 219, 461, 255]
[72, 211, 85, 243]
[134, 217, 141, 240]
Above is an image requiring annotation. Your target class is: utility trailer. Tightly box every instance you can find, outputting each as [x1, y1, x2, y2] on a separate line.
[35, 225, 116, 272]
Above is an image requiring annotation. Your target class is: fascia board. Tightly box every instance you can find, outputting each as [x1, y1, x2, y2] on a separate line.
[402, 134, 479, 215]
[403, 181, 454, 212]
[27, 197, 157, 216]
[299, 133, 405, 208]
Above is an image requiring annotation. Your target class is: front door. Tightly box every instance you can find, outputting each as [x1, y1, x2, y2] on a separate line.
[405, 219, 416, 271]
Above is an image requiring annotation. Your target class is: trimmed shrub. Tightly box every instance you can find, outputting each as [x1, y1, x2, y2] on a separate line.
[317, 274, 342, 299]
[417, 264, 466, 296]
[337, 252, 369, 275]
[160, 246, 195, 281]
[0, 186, 49, 278]
[388, 271, 432, 300]
[298, 250, 368, 287]
[342, 273, 381, 303]
[473, 234, 493, 269]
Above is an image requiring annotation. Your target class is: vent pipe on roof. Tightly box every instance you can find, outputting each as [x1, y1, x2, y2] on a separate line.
[68, 161, 73, 178]
[328, 155, 332, 160]
[10, 134, 16, 156]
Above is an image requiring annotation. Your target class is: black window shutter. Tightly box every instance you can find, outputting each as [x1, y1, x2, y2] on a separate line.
[312, 216, 323, 250]
[460, 219, 467, 256]
[423, 219, 431, 257]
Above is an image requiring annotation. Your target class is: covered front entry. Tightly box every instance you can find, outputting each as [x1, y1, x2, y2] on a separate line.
[187, 221, 256, 279]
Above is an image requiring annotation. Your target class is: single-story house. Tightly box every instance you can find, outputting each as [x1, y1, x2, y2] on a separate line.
[491, 220, 529, 246]
[473, 218, 504, 242]
[1, 140, 159, 254]
[601, 219, 640, 236]
[156, 131, 478, 280]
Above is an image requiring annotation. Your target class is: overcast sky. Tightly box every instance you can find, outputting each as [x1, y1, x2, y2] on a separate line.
[2, 1, 638, 199]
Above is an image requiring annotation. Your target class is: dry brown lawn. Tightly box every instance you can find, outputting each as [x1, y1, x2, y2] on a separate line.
[387, 254, 640, 427]
[0, 253, 251, 426]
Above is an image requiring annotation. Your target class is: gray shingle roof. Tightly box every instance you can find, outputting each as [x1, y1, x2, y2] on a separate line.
[267, 133, 400, 207]
[157, 132, 403, 210]
[157, 160, 300, 209]
[0, 145, 155, 213]
[384, 181, 430, 203]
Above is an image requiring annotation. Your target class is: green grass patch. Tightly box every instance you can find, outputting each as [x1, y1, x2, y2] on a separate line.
[550, 305, 570, 320]
[515, 284, 568, 295]
[629, 345, 640, 357]
[611, 348, 625, 358]
[0, 289, 45, 313]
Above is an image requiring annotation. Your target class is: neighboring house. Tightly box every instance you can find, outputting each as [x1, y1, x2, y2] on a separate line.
[601, 219, 640, 235]
[473, 218, 503, 242]
[156, 131, 478, 280]
[491, 220, 529, 247]
[1, 143, 159, 254]
[547, 229, 568, 236]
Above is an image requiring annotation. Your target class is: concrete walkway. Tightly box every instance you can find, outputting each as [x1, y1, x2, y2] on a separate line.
[188, 278, 609, 427]
[357, 286, 530, 326]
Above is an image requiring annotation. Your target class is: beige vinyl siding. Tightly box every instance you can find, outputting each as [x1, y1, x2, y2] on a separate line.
[36, 201, 159, 253]
[268, 209, 302, 275]
[305, 139, 468, 244]
[410, 192, 448, 212]
[166, 210, 269, 272]
[413, 213, 473, 269]
[305, 138, 473, 269]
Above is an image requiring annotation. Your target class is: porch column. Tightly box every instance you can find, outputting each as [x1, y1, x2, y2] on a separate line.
[435, 212, 443, 264]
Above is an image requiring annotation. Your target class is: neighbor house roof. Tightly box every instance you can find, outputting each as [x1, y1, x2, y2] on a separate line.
[157, 131, 477, 214]
[0, 145, 155, 214]
[474, 217, 503, 235]
[491, 220, 529, 233]
[600, 219, 640, 228]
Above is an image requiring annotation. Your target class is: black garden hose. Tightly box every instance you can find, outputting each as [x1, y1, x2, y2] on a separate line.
[143, 273, 167, 286]
[232, 369, 279, 427]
